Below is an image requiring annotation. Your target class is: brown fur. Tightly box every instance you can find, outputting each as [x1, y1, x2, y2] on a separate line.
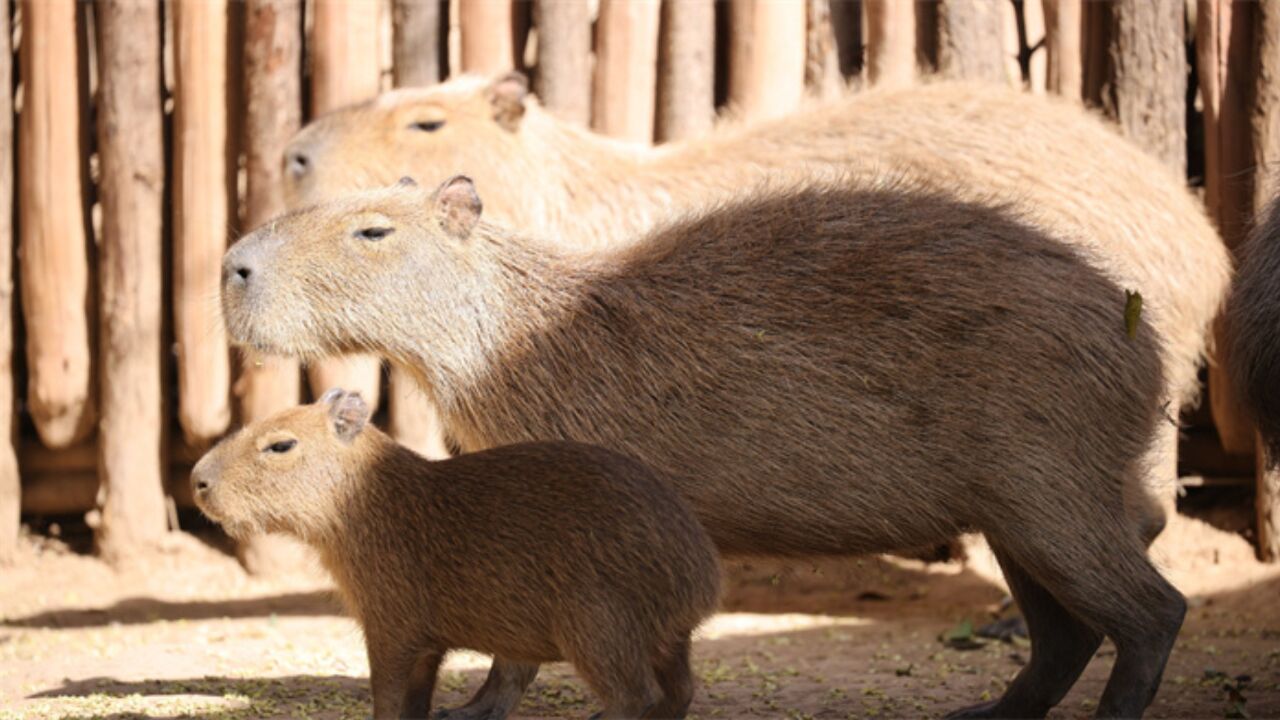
[1224, 196, 1280, 461]
[192, 389, 720, 719]
[223, 177, 1186, 717]
[283, 76, 1228, 419]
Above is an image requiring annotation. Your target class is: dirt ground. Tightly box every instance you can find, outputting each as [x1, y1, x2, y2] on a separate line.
[1, 512, 1278, 720]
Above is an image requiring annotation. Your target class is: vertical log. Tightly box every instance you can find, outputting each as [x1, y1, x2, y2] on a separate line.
[173, 0, 233, 446]
[18, 0, 95, 449]
[1042, 0, 1082, 98]
[865, 0, 915, 88]
[806, 0, 845, 100]
[390, 0, 452, 460]
[1199, 0, 1255, 456]
[460, 0, 515, 73]
[656, 0, 715, 141]
[0, 0, 17, 563]
[936, 0, 1005, 82]
[94, 0, 169, 561]
[592, 0, 661, 142]
[831, 0, 864, 79]
[1021, 0, 1046, 93]
[394, 0, 448, 86]
[727, 0, 806, 121]
[535, 0, 593, 126]
[310, 0, 384, 405]
[1108, 0, 1187, 174]
[1259, 445, 1280, 562]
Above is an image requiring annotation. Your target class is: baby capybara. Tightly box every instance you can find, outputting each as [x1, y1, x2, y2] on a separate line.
[191, 389, 721, 719]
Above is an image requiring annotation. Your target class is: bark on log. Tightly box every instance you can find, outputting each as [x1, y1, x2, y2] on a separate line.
[1108, 0, 1187, 174]
[656, 0, 714, 141]
[592, 0, 662, 142]
[1042, 0, 1081, 98]
[0, 0, 16, 563]
[310, 0, 384, 406]
[806, 0, 845, 100]
[94, 0, 170, 561]
[174, 0, 234, 446]
[460, 0, 516, 73]
[535, 0, 593, 126]
[394, 0, 448, 86]
[727, 0, 806, 121]
[865, 0, 915, 88]
[18, 0, 95, 449]
[936, 0, 1005, 82]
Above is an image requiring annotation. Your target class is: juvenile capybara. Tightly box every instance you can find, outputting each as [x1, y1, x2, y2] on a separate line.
[222, 176, 1186, 717]
[1224, 196, 1280, 459]
[191, 388, 720, 719]
[283, 75, 1228, 427]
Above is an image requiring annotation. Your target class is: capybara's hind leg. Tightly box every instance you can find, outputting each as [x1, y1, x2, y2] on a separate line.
[646, 635, 694, 718]
[434, 657, 539, 720]
[987, 513, 1185, 719]
[573, 641, 663, 720]
[946, 546, 1102, 719]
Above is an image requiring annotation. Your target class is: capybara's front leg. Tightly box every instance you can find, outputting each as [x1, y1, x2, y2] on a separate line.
[403, 648, 445, 718]
[368, 633, 435, 719]
[435, 657, 539, 720]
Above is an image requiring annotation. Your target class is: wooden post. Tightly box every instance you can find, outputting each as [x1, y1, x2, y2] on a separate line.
[1042, 0, 1081, 98]
[1259, 444, 1280, 562]
[535, 0, 593, 126]
[1198, 0, 1256, 456]
[936, 0, 1005, 82]
[94, 0, 170, 561]
[18, 0, 95, 449]
[174, 0, 233, 446]
[865, 0, 915, 88]
[727, 0, 806, 122]
[394, 0, 448, 86]
[1108, 0, 1187, 174]
[593, 0, 661, 142]
[657, 0, 715, 141]
[460, 0, 516, 73]
[310, 0, 384, 406]
[0, 0, 17, 564]
[390, 0, 453, 460]
[806, 0, 845, 100]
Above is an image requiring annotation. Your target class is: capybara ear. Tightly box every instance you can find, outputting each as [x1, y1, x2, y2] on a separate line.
[432, 175, 483, 240]
[487, 72, 528, 131]
[323, 389, 369, 443]
[398, 176, 418, 188]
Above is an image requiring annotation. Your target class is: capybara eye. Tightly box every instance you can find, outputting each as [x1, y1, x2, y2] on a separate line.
[265, 439, 298, 454]
[409, 120, 445, 133]
[354, 227, 394, 241]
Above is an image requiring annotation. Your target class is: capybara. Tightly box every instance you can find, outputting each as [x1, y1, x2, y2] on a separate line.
[221, 176, 1187, 717]
[191, 388, 721, 719]
[1224, 196, 1280, 460]
[283, 75, 1228, 426]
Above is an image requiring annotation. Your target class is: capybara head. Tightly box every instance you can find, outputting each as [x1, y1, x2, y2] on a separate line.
[191, 389, 373, 539]
[283, 73, 532, 210]
[221, 176, 485, 361]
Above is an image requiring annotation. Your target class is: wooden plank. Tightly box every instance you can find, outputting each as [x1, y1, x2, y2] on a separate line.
[593, 0, 661, 142]
[726, 0, 805, 122]
[1042, 0, 1081, 98]
[1261, 440, 1280, 561]
[935, 0, 1005, 82]
[535, 0, 593, 126]
[657, 0, 714, 141]
[806, 0, 844, 100]
[393, 0, 448, 86]
[174, 0, 233, 446]
[0, 0, 16, 563]
[1198, 0, 1256, 456]
[310, 0, 384, 406]
[94, 0, 170, 561]
[864, 0, 915, 88]
[460, 0, 515, 73]
[1109, 0, 1187, 174]
[18, 0, 95, 449]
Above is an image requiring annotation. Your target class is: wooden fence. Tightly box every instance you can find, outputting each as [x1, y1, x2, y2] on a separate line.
[0, 0, 1278, 567]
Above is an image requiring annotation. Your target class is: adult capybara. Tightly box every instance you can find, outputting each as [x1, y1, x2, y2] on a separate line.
[222, 176, 1186, 717]
[1224, 197, 1280, 460]
[192, 388, 720, 720]
[283, 75, 1228, 426]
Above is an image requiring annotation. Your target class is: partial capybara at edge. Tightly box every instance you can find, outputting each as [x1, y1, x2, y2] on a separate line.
[222, 175, 1186, 717]
[1225, 197, 1280, 460]
[191, 389, 721, 720]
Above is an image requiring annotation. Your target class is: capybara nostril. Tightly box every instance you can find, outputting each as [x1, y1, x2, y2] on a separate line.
[235, 266, 251, 282]
[286, 151, 310, 178]
[193, 476, 211, 494]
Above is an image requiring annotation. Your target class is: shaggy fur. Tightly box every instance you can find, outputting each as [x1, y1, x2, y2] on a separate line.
[1225, 197, 1280, 461]
[222, 178, 1186, 717]
[192, 390, 720, 719]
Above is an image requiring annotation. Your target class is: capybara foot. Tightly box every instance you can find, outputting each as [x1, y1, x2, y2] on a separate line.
[944, 700, 1000, 719]
[434, 706, 503, 720]
[977, 616, 1028, 642]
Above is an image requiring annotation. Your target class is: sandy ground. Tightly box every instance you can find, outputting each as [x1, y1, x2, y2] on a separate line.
[1, 513, 1278, 720]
